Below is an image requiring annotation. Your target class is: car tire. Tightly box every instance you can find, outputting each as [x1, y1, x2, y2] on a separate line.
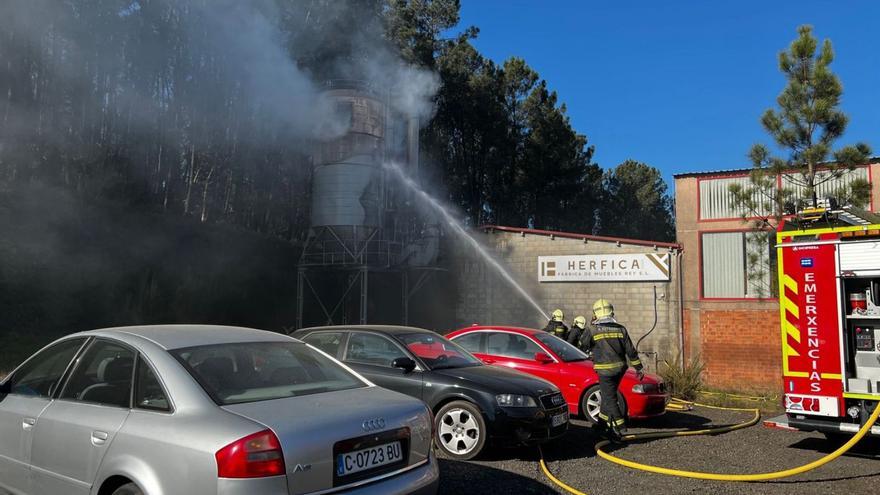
[580, 385, 627, 425]
[111, 483, 143, 495]
[434, 400, 487, 460]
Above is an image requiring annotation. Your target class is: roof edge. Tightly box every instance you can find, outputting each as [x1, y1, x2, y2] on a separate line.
[479, 225, 682, 250]
[673, 158, 879, 179]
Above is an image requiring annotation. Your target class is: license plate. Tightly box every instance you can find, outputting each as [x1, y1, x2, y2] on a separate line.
[551, 411, 568, 427]
[336, 441, 403, 477]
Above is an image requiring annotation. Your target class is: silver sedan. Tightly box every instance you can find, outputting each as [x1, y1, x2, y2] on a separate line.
[0, 325, 438, 495]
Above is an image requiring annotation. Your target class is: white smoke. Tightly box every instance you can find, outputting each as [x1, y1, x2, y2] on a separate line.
[0, 0, 439, 144]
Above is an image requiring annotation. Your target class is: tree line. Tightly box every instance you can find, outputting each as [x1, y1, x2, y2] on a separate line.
[0, 0, 675, 243]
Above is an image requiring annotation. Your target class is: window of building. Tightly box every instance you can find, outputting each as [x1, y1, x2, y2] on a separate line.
[698, 167, 869, 220]
[699, 176, 770, 220]
[701, 231, 775, 298]
[781, 168, 870, 205]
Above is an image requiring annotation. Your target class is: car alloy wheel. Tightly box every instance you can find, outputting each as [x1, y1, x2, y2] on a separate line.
[583, 387, 603, 423]
[434, 400, 486, 460]
[581, 385, 627, 425]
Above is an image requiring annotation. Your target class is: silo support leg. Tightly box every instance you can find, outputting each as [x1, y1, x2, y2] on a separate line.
[360, 267, 368, 325]
[402, 272, 409, 325]
[296, 269, 305, 329]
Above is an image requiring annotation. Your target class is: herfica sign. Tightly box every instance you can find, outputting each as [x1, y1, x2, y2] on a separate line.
[780, 243, 843, 417]
[538, 253, 671, 282]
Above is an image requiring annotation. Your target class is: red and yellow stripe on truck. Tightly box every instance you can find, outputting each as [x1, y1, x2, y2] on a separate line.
[777, 235, 844, 417]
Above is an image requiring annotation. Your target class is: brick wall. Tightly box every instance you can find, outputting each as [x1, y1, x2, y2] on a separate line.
[682, 309, 693, 358]
[699, 309, 781, 392]
[453, 229, 683, 372]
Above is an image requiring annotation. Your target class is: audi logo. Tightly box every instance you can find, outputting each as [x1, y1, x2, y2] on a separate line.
[551, 395, 564, 406]
[362, 418, 386, 432]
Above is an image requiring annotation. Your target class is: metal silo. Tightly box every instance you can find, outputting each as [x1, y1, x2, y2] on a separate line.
[310, 85, 385, 231]
[297, 80, 442, 328]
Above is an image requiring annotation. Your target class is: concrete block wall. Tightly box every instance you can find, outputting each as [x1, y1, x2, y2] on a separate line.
[453, 229, 683, 373]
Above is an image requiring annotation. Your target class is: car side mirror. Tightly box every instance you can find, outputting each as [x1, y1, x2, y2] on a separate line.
[391, 357, 417, 372]
[535, 352, 553, 364]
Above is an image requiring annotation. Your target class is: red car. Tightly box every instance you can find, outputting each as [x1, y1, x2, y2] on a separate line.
[446, 325, 669, 423]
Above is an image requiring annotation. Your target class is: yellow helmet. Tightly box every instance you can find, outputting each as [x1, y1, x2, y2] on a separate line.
[573, 315, 587, 329]
[592, 299, 614, 319]
[551, 309, 564, 322]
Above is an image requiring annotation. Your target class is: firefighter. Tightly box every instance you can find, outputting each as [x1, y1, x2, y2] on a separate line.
[567, 315, 587, 346]
[581, 299, 644, 440]
[542, 309, 569, 339]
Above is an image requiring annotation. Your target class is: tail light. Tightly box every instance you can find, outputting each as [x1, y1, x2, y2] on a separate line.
[216, 429, 285, 478]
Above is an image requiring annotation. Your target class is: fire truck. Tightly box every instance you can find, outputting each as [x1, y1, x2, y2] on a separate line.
[766, 201, 880, 437]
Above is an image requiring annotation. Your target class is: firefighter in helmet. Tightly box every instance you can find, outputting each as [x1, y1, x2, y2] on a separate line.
[581, 299, 644, 440]
[567, 315, 588, 346]
[542, 309, 569, 339]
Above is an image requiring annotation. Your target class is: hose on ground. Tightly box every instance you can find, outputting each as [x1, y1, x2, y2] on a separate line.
[538, 397, 880, 493]
[538, 445, 589, 495]
[595, 398, 880, 481]
[697, 390, 777, 402]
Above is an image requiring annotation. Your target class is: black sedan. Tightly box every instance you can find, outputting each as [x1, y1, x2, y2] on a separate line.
[291, 325, 569, 460]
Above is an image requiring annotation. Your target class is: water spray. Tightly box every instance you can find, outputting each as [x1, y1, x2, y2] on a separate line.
[383, 162, 550, 321]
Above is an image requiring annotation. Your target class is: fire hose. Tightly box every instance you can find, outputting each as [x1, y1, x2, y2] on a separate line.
[539, 397, 880, 493]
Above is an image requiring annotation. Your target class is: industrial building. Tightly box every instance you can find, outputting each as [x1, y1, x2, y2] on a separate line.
[674, 161, 880, 392]
[454, 226, 684, 372]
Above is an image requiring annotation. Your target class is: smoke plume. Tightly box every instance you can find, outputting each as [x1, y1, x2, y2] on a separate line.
[0, 0, 438, 148]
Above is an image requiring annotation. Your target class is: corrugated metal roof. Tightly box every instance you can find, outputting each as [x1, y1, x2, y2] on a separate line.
[673, 168, 753, 178]
[673, 158, 879, 179]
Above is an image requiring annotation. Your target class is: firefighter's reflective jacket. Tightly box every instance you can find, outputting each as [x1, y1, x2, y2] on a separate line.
[542, 320, 569, 340]
[581, 317, 643, 376]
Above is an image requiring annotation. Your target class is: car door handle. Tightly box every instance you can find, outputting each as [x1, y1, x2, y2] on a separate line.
[482, 358, 495, 364]
[21, 418, 36, 431]
[91, 431, 109, 446]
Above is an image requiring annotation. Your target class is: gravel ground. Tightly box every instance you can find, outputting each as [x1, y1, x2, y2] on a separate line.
[437, 407, 880, 495]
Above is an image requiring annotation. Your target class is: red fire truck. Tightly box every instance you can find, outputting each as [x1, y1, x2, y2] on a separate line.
[765, 202, 880, 437]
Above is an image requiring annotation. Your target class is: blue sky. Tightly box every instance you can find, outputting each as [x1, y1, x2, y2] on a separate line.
[456, 0, 880, 186]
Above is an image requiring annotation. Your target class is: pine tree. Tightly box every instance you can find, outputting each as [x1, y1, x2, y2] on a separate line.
[731, 25, 871, 222]
[599, 160, 674, 242]
[730, 25, 872, 297]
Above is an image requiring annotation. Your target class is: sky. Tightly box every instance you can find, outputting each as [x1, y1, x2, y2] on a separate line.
[456, 0, 880, 187]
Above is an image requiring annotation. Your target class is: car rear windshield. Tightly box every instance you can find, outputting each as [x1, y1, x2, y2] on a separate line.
[398, 333, 482, 370]
[171, 342, 366, 405]
[533, 333, 589, 362]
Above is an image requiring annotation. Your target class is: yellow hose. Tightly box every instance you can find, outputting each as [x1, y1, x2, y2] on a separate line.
[596, 399, 880, 481]
[537, 446, 589, 495]
[697, 390, 776, 402]
[664, 402, 690, 411]
[539, 399, 760, 494]
[539, 398, 879, 493]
